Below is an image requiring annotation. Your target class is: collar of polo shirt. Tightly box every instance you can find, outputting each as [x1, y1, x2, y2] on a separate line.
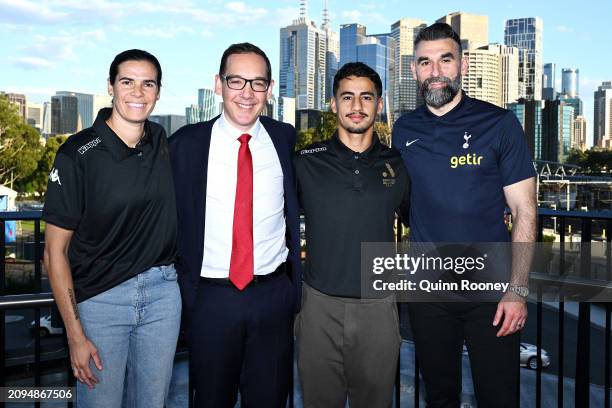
[94, 108, 155, 162]
[329, 131, 383, 167]
[420, 90, 470, 122]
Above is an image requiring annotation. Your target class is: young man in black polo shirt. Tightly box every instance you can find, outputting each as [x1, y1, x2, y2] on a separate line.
[295, 62, 409, 407]
[392, 23, 536, 407]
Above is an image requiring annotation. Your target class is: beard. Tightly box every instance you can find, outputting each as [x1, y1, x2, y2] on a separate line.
[342, 112, 374, 134]
[418, 75, 462, 109]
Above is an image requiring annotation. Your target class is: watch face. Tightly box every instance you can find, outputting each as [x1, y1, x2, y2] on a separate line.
[512, 286, 529, 297]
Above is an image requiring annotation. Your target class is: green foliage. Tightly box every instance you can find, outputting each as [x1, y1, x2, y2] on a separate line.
[16, 135, 68, 194]
[0, 95, 44, 190]
[565, 148, 612, 173]
[374, 122, 391, 146]
[295, 110, 337, 151]
[295, 110, 391, 150]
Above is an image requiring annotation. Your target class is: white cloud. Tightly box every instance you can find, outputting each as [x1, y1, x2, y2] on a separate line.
[0, 0, 68, 24]
[20, 34, 78, 62]
[118, 25, 195, 39]
[1, 0, 276, 34]
[226, 2, 248, 13]
[9, 56, 55, 70]
[554, 25, 574, 33]
[342, 11, 362, 23]
[272, 7, 300, 26]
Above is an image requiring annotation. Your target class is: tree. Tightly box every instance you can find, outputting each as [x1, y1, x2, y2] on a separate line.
[0, 96, 43, 190]
[316, 111, 337, 141]
[295, 110, 337, 151]
[296, 128, 317, 151]
[374, 122, 391, 146]
[565, 148, 612, 173]
[17, 135, 68, 194]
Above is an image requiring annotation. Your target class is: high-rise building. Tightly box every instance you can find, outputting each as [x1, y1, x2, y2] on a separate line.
[561, 68, 579, 98]
[508, 99, 543, 160]
[296, 109, 322, 132]
[504, 17, 543, 100]
[390, 18, 427, 120]
[198, 88, 218, 121]
[436, 12, 488, 50]
[279, 8, 327, 111]
[573, 115, 587, 151]
[321, 0, 339, 103]
[150, 115, 186, 137]
[542, 62, 556, 100]
[26, 103, 43, 131]
[0, 92, 27, 120]
[461, 47, 501, 107]
[593, 81, 612, 148]
[558, 94, 583, 118]
[279, 97, 296, 126]
[339, 23, 395, 121]
[185, 104, 201, 125]
[542, 100, 574, 162]
[51, 95, 79, 135]
[478, 44, 521, 107]
[93, 95, 112, 120]
[55, 92, 111, 129]
[62, 91, 91, 128]
[42, 102, 52, 136]
[263, 95, 277, 120]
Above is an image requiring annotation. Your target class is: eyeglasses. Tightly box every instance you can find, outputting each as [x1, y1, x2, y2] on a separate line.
[221, 75, 270, 92]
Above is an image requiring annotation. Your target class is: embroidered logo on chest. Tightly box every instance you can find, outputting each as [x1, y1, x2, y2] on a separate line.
[382, 163, 396, 187]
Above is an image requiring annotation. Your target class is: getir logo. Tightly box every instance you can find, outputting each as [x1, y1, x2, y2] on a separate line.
[450, 153, 483, 169]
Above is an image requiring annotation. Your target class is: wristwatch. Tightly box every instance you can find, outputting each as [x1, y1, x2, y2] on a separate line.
[508, 285, 530, 298]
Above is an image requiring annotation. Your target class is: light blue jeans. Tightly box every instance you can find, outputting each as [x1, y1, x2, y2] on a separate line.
[76, 264, 182, 408]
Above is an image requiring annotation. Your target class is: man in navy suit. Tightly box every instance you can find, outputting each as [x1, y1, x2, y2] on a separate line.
[169, 43, 301, 408]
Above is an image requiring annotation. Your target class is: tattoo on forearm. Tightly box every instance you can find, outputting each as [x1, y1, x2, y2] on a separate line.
[68, 289, 80, 320]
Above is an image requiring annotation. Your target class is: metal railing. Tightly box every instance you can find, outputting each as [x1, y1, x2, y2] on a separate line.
[1, 210, 611, 407]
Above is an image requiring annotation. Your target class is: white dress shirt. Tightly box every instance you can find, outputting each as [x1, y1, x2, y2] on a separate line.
[201, 113, 288, 278]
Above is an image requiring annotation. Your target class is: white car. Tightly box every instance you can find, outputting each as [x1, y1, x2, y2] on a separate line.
[30, 315, 64, 337]
[462, 342, 550, 370]
[520, 342, 551, 369]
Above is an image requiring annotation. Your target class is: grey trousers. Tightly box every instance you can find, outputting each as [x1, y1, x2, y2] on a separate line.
[296, 283, 401, 408]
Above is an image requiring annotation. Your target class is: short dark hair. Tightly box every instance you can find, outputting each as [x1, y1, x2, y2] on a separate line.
[414, 23, 462, 54]
[333, 62, 383, 98]
[218, 43, 272, 82]
[109, 49, 162, 86]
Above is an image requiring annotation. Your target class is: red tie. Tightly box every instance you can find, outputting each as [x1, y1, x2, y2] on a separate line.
[229, 133, 254, 290]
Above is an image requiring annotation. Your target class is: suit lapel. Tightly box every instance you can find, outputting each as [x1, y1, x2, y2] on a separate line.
[197, 117, 217, 269]
[262, 120, 292, 181]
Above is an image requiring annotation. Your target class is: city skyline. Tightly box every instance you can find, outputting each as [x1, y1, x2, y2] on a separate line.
[1, 0, 610, 146]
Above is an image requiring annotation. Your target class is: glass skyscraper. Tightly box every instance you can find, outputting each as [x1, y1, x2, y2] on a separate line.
[504, 17, 543, 100]
[561, 68, 579, 98]
[198, 88, 218, 121]
[508, 99, 543, 160]
[339, 23, 395, 121]
[279, 17, 327, 111]
[542, 62, 556, 100]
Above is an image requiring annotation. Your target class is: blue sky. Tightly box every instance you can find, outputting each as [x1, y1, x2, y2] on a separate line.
[0, 0, 610, 145]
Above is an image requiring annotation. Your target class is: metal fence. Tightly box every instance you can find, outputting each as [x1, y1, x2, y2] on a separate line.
[1, 210, 611, 407]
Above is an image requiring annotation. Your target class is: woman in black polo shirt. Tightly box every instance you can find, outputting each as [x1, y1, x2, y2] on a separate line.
[43, 49, 180, 407]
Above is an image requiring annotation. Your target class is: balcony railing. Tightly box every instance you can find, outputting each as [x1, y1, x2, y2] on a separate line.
[1, 210, 611, 407]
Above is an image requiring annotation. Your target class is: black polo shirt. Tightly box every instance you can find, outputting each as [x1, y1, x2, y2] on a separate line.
[295, 133, 410, 298]
[392, 93, 535, 243]
[43, 108, 178, 302]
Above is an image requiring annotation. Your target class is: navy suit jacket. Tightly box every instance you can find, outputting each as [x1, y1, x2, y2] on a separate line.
[169, 115, 302, 320]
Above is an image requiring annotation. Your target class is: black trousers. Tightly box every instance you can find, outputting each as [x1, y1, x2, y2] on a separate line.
[188, 272, 294, 408]
[408, 302, 519, 408]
